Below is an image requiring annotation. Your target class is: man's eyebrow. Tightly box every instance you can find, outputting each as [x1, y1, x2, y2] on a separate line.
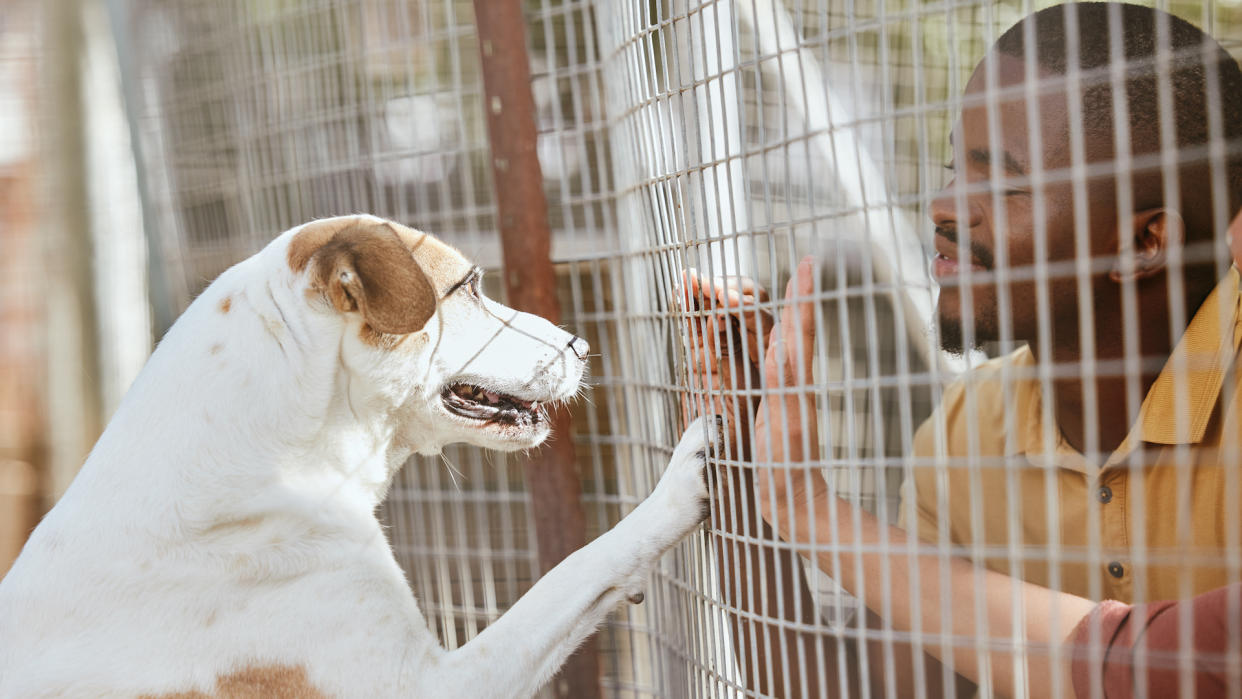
[444, 266, 481, 296]
[967, 147, 1027, 176]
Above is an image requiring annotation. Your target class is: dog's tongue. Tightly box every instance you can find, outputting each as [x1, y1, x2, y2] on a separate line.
[483, 390, 502, 404]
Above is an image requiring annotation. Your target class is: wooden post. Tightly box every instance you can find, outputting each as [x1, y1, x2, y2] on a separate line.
[471, 2, 601, 698]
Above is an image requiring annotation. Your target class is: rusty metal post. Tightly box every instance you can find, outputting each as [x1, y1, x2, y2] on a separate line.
[471, 2, 602, 698]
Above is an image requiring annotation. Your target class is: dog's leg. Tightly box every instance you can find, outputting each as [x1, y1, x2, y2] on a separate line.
[412, 416, 718, 699]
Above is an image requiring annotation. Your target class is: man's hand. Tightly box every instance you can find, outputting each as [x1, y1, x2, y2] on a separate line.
[684, 264, 842, 699]
[1230, 208, 1242, 269]
[680, 268, 773, 439]
[754, 256, 826, 535]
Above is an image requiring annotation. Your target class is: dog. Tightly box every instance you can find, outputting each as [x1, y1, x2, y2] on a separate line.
[0, 214, 715, 698]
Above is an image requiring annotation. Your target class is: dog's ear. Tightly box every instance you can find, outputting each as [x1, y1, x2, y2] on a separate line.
[290, 218, 437, 335]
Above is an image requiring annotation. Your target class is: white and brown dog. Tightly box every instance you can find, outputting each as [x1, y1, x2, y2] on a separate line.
[0, 215, 714, 698]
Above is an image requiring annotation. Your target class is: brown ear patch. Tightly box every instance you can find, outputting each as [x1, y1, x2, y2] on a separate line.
[140, 664, 326, 699]
[218, 297, 232, 314]
[290, 218, 437, 335]
[287, 217, 356, 274]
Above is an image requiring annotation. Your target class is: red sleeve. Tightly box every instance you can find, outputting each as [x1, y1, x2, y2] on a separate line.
[1070, 585, 1241, 698]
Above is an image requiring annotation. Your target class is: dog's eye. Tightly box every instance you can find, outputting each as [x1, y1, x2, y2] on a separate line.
[467, 273, 482, 298]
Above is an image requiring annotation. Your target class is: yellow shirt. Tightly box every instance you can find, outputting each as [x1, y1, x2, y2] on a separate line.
[903, 267, 1242, 603]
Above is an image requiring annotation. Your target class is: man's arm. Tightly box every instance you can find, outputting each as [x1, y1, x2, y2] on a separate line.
[710, 452, 854, 697]
[748, 258, 978, 698]
[1068, 584, 1242, 698]
[684, 268, 850, 697]
[687, 265, 977, 697]
[755, 262, 1094, 697]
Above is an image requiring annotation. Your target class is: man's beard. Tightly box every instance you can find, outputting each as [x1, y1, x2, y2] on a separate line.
[936, 307, 998, 355]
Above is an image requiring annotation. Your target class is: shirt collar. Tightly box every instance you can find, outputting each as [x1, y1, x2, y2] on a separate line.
[1124, 266, 1242, 449]
[1012, 267, 1241, 472]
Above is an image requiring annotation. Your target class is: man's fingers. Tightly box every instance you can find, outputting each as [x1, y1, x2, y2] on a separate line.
[793, 256, 816, 382]
[738, 304, 775, 363]
[681, 269, 703, 311]
[757, 326, 786, 463]
[741, 277, 770, 303]
[777, 276, 799, 381]
[715, 274, 770, 303]
[683, 268, 772, 313]
[744, 315, 774, 367]
[1229, 209, 1242, 269]
[769, 261, 817, 404]
[713, 284, 761, 321]
[762, 324, 782, 393]
[771, 259, 816, 385]
[695, 272, 775, 367]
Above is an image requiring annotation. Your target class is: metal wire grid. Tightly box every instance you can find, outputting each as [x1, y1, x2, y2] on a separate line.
[117, 0, 647, 693]
[604, 2, 1242, 696]
[114, 0, 1242, 697]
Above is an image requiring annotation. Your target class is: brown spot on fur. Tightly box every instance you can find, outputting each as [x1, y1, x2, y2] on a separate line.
[383, 219, 428, 253]
[140, 665, 325, 699]
[218, 297, 232, 313]
[290, 215, 472, 294]
[287, 217, 355, 273]
[209, 344, 223, 355]
[201, 515, 264, 535]
[358, 322, 410, 350]
[291, 217, 438, 335]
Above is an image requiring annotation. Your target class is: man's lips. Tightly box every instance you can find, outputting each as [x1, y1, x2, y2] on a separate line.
[932, 230, 991, 279]
[932, 252, 988, 278]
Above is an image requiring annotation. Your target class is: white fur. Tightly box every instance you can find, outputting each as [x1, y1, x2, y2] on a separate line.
[0, 215, 714, 699]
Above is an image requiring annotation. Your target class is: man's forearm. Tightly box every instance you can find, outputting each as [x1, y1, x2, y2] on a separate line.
[768, 484, 1093, 698]
[711, 458, 850, 697]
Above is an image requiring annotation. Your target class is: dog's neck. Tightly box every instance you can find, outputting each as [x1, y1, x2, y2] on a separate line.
[77, 254, 416, 534]
[222, 270, 418, 512]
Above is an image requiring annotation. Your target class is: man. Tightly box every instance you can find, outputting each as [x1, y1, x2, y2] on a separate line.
[687, 3, 1242, 695]
[907, 3, 1242, 606]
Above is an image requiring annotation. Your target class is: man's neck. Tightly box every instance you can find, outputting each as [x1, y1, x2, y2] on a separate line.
[1023, 266, 1220, 457]
[1042, 302, 1176, 457]
[1047, 364, 1161, 456]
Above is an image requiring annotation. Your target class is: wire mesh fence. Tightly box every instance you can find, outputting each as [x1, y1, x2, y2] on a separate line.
[109, 0, 1242, 696]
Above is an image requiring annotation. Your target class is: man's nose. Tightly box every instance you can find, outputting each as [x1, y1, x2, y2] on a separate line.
[929, 178, 983, 230]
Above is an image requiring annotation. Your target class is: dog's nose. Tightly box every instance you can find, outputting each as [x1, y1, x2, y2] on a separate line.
[568, 336, 589, 360]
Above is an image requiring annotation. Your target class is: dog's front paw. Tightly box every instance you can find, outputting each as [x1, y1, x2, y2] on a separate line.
[652, 415, 720, 535]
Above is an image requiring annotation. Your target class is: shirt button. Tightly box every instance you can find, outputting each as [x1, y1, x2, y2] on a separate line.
[1107, 561, 1125, 578]
[1097, 485, 1113, 504]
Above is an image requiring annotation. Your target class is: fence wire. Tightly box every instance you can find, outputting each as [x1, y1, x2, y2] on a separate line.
[115, 0, 1242, 697]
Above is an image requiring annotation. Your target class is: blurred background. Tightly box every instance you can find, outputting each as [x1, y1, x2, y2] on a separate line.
[3, 1, 1240, 697]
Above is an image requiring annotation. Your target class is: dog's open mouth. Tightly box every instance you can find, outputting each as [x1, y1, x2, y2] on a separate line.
[441, 383, 546, 426]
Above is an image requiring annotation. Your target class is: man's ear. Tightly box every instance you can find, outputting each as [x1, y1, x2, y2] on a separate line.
[1109, 208, 1184, 283]
[291, 218, 437, 335]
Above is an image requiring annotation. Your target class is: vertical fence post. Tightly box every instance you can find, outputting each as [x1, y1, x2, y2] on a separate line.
[471, 2, 602, 698]
[41, 0, 103, 503]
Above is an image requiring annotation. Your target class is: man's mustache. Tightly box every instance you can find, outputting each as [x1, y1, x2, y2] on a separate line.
[935, 227, 995, 269]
